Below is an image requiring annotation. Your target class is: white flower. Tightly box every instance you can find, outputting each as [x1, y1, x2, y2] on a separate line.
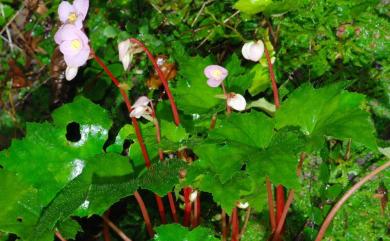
[237, 202, 249, 209]
[65, 66, 78, 80]
[129, 96, 153, 121]
[227, 93, 247, 111]
[118, 39, 143, 71]
[242, 40, 265, 62]
[118, 40, 132, 70]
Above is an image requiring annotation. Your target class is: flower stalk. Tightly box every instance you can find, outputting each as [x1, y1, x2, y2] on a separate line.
[149, 102, 178, 223]
[93, 54, 155, 236]
[272, 190, 295, 241]
[128, 38, 180, 126]
[231, 207, 239, 241]
[264, 42, 284, 231]
[128, 38, 193, 225]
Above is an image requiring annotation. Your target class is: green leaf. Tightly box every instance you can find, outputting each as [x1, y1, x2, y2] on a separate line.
[210, 111, 274, 149]
[33, 157, 186, 240]
[194, 143, 249, 183]
[154, 224, 218, 241]
[0, 170, 41, 240]
[275, 83, 377, 150]
[103, 26, 118, 38]
[140, 159, 187, 196]
[234, 0, 273, 15]
[32, 153, 135, 240]
[173, 54, 223, 115]
[160, 120, 188, 143]
[248, 64, 270, 96]
[0, 97, 111, 205]
[224, 53, 254, 94]
[107, 123, 159, 169]
[191, 170, 251, 214]
[248, 128, 306, 189]
[57, 219, 82, 240]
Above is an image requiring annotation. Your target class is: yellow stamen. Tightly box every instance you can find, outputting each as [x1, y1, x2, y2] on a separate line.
[71, 39, 82, 50]
[68, 12, 77, 23]
[212, 69, 222, 78]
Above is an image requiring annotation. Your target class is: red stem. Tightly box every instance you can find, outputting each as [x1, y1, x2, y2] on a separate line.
[183, 187, 193, 227]
[272, 190, 295, 241]
[231, 208, 239, 241]
[154, 194, 167, 224]
[264, 43, 284, 230]
[103, 211, 112, 241]
[129, 38, 180, 126]
[134, 191, 154, 238]
[93, 54, 156, 235]
[129, 38, 194, 225]
[263, 44, 280, 109]
[275, 186, 285, 229]
[168, 192, 179, 223]
[102, 215, 133, 241]
[93, 54, 151, 168]
[150, 104, 177, 223]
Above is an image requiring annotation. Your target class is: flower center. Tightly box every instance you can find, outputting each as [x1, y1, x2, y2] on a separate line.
[68, 12, 77, 23]
[71, 39, 82, 50]
[212, 69, 222, 78]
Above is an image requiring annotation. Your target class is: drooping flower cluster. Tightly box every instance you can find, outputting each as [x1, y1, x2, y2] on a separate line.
[129, 96, 154, 121]
[54, 0, 90, 80]
[204, 65, 246, 112]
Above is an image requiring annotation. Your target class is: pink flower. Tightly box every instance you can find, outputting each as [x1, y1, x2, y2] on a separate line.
[227, 93, 246, 111]
[130, 96, 153, 121]
[204, 65, 228, 87]
[242, 40, 264, 62]
[58, 0, 89, 29]
[54, 24, 90, 68]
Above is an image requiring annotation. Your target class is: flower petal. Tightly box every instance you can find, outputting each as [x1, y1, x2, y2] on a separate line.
[65, 66, 79, 80]
[132, 96, 150, 108]
[129, 106, 145, 118]
[241, 41, 253, 60]
[207, 78, 223, 88]
[118, 39, 131, 60]
[73, 0, 89, 20]
[74, 18, 83, 29]
[59, 40, 81, 56]
[64, 46, 90, 67]
[58, 1, 75, 23]
[204, 65, 228, 81]
[248, 40, 264, 62]
[54, 24, 80, 44]
[228, 93, 246, 111]
[121, 53, 131, 71]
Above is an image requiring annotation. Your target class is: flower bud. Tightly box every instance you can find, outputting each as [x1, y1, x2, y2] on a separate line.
[227, 93, 247, 111]
[242, 40, 264, 62]
[237, 202, 249, 209]
[190, 190, 198, 202]
[65, 66, 78, 80]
